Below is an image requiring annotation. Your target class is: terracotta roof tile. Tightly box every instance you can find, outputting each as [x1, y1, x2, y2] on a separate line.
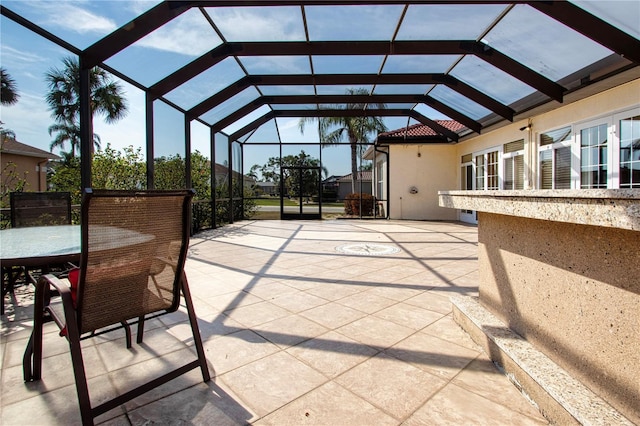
[378, 120, 465, 138]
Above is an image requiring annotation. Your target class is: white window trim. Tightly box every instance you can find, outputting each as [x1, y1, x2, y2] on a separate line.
[576, 117, 613, 188]
[460, 160, 473, 189]
[536, 105, 640, 189]
[472, 146, 503, 190]
[459, 156, 476, 223]
[613, 107, 640, 189]
[537, 130, 574, 189]
[503, 149, 525, 190]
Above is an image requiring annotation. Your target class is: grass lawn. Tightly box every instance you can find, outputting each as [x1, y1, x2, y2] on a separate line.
[252, 198, 344, 208]
[253, 198, 295, 206]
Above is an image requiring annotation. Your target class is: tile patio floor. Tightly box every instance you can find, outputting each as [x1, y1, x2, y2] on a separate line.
[1, 219, 548, 425]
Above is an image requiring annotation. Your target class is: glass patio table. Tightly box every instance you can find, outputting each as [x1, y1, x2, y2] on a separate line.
[2, 224, 155, 314]
[1, 225, 81, 268]
[1, 225, 80, 314]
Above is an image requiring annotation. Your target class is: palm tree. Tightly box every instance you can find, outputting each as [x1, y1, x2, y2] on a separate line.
[1, 68, 19, 106]
[45, 56, 127, 154]
[299, 88, 387, 193]
[48, 122, 101, 157]
[1, 68, 19, 144]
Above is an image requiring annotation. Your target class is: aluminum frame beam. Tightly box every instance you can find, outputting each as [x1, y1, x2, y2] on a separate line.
[154, 40, 564, 102]
[228, 107, 462, 142]
[183, 73, 513, 122]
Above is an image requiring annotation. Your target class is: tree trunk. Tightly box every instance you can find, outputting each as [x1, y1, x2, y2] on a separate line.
[350, 137, 358, 194]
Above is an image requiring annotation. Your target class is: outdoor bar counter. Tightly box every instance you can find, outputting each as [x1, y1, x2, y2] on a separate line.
[439, 189, 639, 425]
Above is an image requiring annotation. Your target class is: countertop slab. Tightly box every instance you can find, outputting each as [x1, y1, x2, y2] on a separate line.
[438, 189, 640, 231]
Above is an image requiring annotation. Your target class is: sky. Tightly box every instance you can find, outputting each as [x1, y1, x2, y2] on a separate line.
[1, 0, 638, 178]
[0, 0, 413, 178]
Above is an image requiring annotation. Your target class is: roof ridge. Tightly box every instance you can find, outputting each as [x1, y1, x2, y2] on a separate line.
[1, 139, 60, 159]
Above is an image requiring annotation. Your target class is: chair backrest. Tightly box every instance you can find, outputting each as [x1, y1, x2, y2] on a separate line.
[10, 191, 72, 228]
[76, 189, 195, 334]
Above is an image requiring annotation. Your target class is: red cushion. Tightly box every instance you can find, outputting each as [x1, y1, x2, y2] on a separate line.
[68, 267, 80, 307]
[59, 268, 80, 337]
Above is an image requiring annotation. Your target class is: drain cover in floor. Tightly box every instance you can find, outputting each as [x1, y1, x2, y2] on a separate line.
[335, 243, 401, 256]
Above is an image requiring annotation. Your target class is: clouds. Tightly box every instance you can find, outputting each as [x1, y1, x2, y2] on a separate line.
[92, 79, 146, 154]
[1, 91, 52, 150]
[49, 2, 117, 34]
[136, 9, 221, 57]
[205, 6, 304, 42]
[17, 0, 117, 35]
[240, 56, 310, 75]
[1, 45, 45, 66]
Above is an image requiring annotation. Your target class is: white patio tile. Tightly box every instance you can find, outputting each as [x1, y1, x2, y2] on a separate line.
[2, 220, 549, 426]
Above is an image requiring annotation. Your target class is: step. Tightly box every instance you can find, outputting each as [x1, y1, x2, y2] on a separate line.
[451, 295, 634, 426]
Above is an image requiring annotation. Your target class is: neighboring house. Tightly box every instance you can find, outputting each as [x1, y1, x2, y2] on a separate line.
[368, 79, 640, 222]
[1, 139, 60, 192]
[213, 162, 255, 190]
[322, 175, 341, 192]
[255, 181, 278, 196]
[336, 171, 372, 201]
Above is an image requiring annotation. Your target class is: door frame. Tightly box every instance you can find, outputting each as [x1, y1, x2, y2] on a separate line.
[280, 166, 322, 220]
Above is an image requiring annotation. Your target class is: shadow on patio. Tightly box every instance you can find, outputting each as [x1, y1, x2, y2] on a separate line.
[2, 220, 548, 425]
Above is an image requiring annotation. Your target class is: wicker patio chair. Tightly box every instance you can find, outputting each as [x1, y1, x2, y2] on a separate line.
[10, 191, 72, 228]
[2, 192, 73, 315]
[23, 188, 210, 425]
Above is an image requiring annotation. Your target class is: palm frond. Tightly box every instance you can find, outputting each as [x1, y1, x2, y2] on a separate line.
[1, 68, 20, 106]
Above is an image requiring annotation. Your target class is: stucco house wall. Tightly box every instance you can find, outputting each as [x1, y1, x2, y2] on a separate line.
[375, 78, 639, 222]
[453, 78, 640, 195]
[1, 140, 59, 193]
[388, 144, 458, 221]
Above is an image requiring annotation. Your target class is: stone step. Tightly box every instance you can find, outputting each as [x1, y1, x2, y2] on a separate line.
[451, 295, 634, 426]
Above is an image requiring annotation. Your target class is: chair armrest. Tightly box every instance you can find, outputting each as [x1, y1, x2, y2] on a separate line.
[40, 274, 72, 301]
[37, 274, 75, 331]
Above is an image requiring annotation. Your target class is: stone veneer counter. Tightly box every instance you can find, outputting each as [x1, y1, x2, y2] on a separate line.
[439, 189, 640, 231]
[438, 189, 639, 424]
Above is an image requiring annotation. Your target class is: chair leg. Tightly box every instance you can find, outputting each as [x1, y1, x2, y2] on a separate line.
[62, 297, 93, 425]
[1, 267, 8, 316]
[180, 272, 210, 382]
[122, 321, 132, 349]
[23, 277, 47, 381]
[2, 266, 19, 316]
[136, 315, 145, 344]
[22, 331, 36, 382]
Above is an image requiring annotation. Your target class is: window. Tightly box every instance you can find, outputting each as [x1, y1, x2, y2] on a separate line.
[475, 149, 499, 190]
[537, 107, 639, 189]
[475, 154, 485, 190]
[460, 154, 473, 191]
[486, 151, 499, 190]
[580, 123, 609, 188]
[459, 153, 475, 222]
[503, 140, 524, 190]
[376, 161, 385, 198]
[619, 114, 640, 188]
[539, 126, 572, 189]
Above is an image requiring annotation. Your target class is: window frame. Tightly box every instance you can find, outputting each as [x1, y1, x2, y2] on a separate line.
[614, 108, 640, 189]
[459, 153, 476, 223]
[538, 125, 574, 189]
[536, 105, 640, 189]
[474, 146, 501, 191]
[576, 118, 612, 189]
[503, 139, 525, 190]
